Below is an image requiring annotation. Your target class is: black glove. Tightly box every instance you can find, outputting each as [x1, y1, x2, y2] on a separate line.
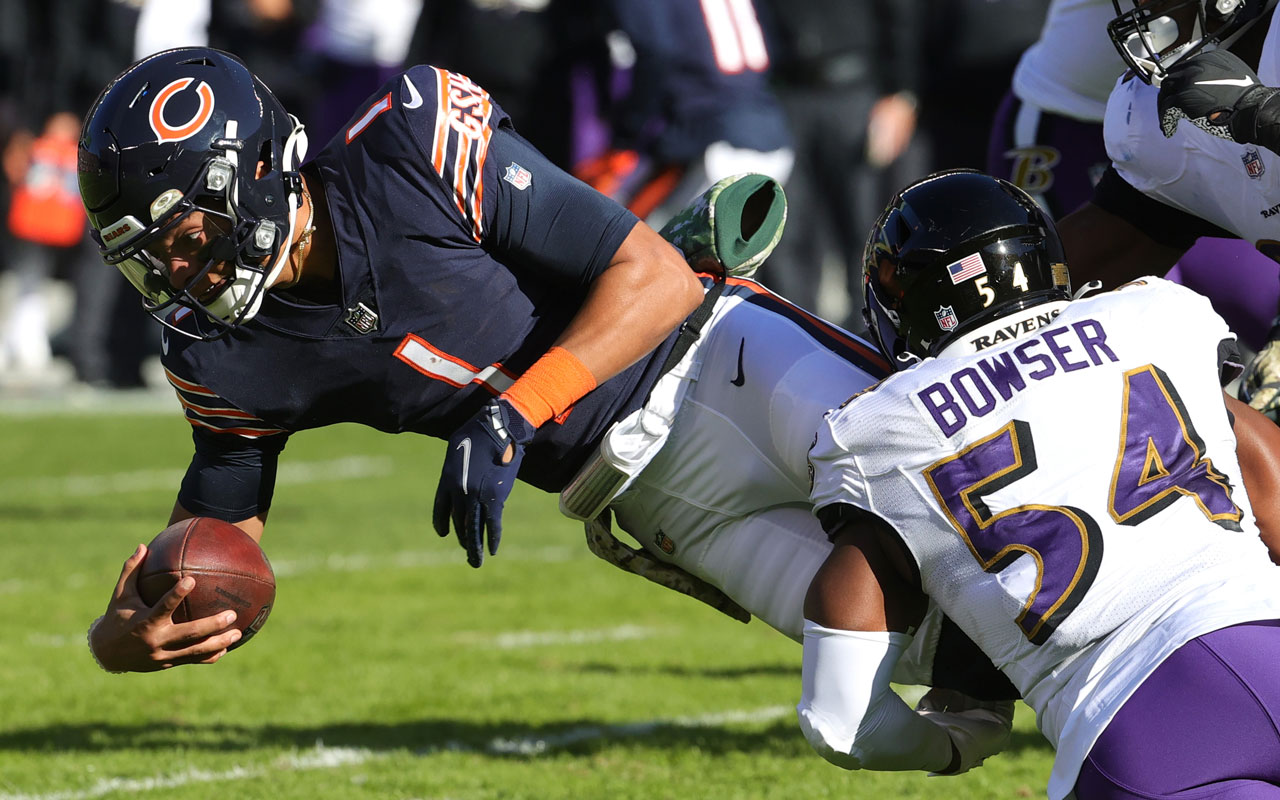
[433, 397, 534, 567]
[1158, 48, 1280, 148]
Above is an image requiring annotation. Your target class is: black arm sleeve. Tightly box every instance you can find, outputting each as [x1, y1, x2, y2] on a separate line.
[1220, 336, 1245, 387]
[177, 427, 289, 520]
[1092, 165, 1237, 250]
[484, 126, 640, 288]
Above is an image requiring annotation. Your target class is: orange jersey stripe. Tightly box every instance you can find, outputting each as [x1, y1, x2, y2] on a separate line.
[164, 367, 217, 397]
[185, 416, 286, 438]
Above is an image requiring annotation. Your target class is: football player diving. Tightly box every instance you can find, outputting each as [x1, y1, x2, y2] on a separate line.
[80, 46, 1008, 734]
[802, 169, 1280, 796]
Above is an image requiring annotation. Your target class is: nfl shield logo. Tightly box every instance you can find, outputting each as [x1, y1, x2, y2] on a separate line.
[344, 302, 379, 334]
[935, 305, 959, 331]
[503, 162, 532, 190]
[1243, 148, 1266, 179]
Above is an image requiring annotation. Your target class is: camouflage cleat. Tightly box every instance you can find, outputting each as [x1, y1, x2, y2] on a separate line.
[1240, 331, 1280, 424]
[584, 510, 751, 624]
[658, 173, 787, 280]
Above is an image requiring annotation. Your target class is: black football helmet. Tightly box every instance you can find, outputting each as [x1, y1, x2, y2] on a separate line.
[1108, 0, 1279, 86]
[78, 47, 308, 339]
[862, 170, 1071, 368]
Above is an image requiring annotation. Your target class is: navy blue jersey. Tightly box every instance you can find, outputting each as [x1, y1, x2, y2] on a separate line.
[162, 65, 679, 511]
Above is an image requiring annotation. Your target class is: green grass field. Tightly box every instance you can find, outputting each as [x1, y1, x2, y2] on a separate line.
[1, 405, 1055, 799]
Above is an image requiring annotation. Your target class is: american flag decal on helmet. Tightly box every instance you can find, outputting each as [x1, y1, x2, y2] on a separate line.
[946, 252, 986, 284]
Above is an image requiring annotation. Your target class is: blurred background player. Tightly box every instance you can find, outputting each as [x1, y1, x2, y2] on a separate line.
[573, 0, 794, 227]
[751, 0, 923, 330]
[803, 169, 1280, 795]
[2, 112, 82, 377]
[0, 0, 152, 389]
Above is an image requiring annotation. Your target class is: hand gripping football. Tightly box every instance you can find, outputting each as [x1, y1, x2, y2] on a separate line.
[137, 517, 276, 650]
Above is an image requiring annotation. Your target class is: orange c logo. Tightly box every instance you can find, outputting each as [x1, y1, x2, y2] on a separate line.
[149, 78, 215, 143]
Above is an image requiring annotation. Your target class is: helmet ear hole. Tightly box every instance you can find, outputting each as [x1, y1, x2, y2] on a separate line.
[256, 139, 274, 174]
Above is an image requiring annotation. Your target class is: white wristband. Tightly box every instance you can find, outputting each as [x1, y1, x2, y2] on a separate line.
[86, 615, 124, 674]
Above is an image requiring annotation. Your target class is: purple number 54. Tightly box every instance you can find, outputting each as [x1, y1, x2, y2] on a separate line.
[923, 365, 1241, 645]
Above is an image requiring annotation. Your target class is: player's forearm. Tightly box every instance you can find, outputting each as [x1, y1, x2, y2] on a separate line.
[540, 221, 701, 387]
[168, 500, 265, 543]
[798, 623, 956, 772]
[1226, 393, 1280, 564]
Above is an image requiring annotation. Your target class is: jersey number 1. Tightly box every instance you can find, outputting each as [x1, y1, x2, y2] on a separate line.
[923, 364, 1241, 645]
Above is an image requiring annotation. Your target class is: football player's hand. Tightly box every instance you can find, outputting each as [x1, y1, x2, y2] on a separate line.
[1241, 333, 1280, 423]
[916, 688, 1014, 776]
[433, 398, 534, 567]
[88, 544, 242, 673]
[1158, 48, 1280, 143]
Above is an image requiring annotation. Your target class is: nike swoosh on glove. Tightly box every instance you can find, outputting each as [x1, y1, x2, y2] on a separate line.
[433, 397, 535, 567]
[1157, 48, 1278, 142]
[916, 688, 1014, 776]
[1240, 333, 1280, 424]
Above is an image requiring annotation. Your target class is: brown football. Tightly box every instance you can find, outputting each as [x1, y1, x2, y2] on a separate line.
[137, 517, 275, 650]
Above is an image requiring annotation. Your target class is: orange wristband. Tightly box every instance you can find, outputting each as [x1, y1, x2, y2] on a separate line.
[501, 346, 598, 427]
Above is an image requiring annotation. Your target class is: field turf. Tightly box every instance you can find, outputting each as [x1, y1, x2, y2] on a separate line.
[0, 407, 1056, 799]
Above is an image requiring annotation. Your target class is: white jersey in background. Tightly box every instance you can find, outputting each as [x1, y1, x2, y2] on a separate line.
[1013, 0, 1125, 121]
[1104, 10, 1280, 247]
[809, 278, 1280, 799]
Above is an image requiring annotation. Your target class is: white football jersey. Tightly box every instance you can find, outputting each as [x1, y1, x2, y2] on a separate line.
[809, 279, 1280, 799]
[1103, 10, 1280, 250]
[1013, 0, 1125, 122]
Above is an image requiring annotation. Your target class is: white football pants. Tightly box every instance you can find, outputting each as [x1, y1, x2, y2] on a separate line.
[611, 279, 885, 641]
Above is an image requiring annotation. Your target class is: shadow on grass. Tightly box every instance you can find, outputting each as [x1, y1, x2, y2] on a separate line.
[0, 718, 1050, 761]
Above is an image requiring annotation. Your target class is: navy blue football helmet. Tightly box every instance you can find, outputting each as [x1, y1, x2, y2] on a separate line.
[863, 170, 1071, 367]
[78, 47, 308, 338]
[1109, 0, 1279, 86]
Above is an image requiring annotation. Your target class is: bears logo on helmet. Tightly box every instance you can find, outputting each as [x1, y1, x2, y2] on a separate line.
[149, 78, 216, 143]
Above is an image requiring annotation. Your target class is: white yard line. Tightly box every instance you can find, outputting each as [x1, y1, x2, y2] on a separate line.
[0, 456, 395, 501]
[473, 624, 660, 650]
[0, 708, 795, 800]
[483, 705, 794, 755]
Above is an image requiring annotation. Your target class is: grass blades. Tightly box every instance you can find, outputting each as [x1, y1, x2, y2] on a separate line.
[0, 412, 1054, 799]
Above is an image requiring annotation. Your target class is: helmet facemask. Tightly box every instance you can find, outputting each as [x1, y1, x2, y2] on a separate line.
[96, 116, 308, 340]
[79, 48, 310, 342]
[1108, 0, 1270, 86]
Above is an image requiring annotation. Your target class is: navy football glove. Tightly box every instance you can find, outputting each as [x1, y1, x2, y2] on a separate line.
[1157, 48, 1280, 146]
[433, 397, 534, 567]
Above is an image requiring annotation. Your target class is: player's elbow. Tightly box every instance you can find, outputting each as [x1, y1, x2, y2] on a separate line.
[798, 703, 865, 770]
[657, 240, 705, 314]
